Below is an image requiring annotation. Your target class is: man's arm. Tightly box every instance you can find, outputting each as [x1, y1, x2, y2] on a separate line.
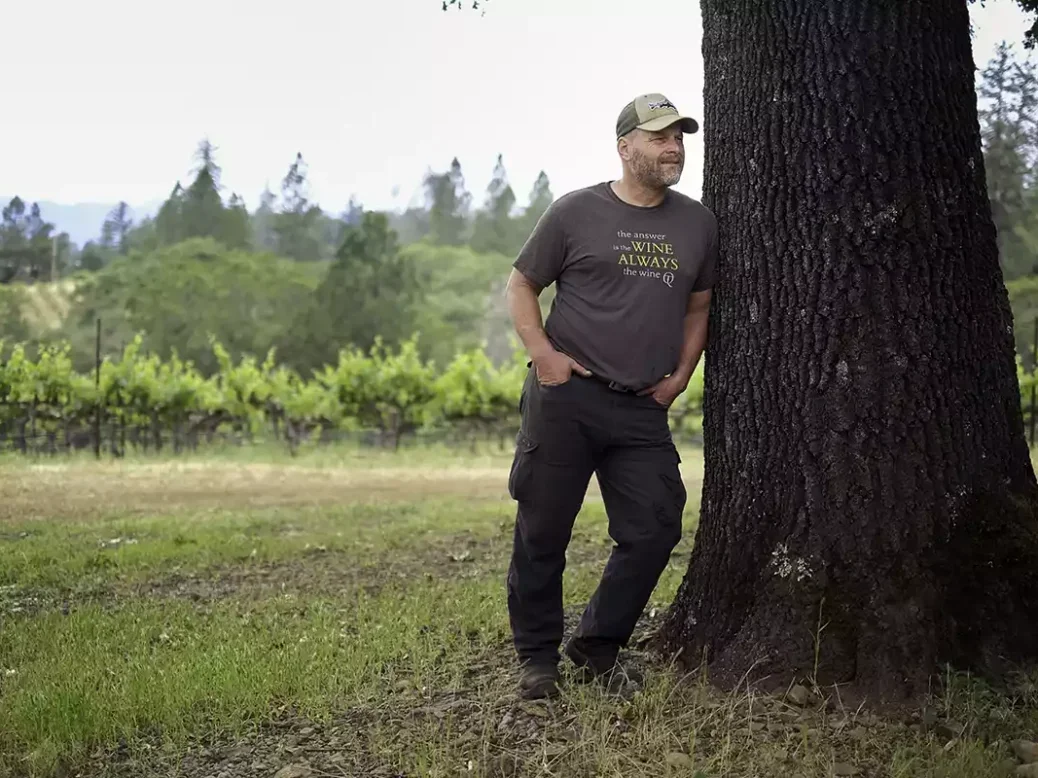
[504, 268, 555, 362]
[505, 268, 591, 383]
[672, 288, 712, 385]
[640, 288, 711, 402]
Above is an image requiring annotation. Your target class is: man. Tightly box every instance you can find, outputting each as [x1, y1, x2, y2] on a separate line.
[503, 93, 718, 700]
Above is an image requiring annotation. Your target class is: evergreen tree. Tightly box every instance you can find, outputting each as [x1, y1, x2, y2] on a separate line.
[272, 153, 323, 261]
[101, 202, 134, 254]
[182, 139, 229, 243]
[342, 195, 365, 227]
[155, 182, 186, 246]
[224, 193, 251, 250]
[251, 185, 279, 252]
[978, 42, 1038, 279]
[525, 171, 552, 222]
[424, 157, 471, 245]
[286, 210, 419, 370]
[471, 153, 518, 255]
[0, 197, 54, 280]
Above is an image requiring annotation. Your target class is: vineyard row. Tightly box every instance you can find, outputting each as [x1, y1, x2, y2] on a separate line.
[0, 334, 705, 455]
[4, 334, 1037, 456]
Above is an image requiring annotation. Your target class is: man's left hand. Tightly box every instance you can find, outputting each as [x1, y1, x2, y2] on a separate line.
[638, 373, 688, 408]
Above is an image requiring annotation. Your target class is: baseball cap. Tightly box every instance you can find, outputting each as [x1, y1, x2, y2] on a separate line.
[616, 93, 699, 139]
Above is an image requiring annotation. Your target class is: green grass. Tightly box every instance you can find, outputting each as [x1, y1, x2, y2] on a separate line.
[1, 581, 510, 776]
[0, 500, 508, 592]
[0, 449, 1035, 778]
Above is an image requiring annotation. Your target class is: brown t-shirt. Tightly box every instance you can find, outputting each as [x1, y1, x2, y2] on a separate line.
[513, 181, 718, 391]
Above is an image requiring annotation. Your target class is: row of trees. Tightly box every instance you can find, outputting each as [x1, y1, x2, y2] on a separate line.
[71, 143, 552, 272]
[0, 333, 705, 455]
[3, 40, 1036, 288]
[0, 145, 551, 284]
[51, 229, 522, 377]
[0, 199, 68, 282]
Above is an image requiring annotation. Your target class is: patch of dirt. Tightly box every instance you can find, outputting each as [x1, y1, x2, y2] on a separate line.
[0, 462, 517, 523]
[1, 529, 513, 618]
[135, 532, 507, 604]
[0, 459, 703, 525]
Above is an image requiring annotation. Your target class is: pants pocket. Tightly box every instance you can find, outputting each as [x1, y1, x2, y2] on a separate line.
[508, 432, 539, 501]
[659, 449, 687, 524]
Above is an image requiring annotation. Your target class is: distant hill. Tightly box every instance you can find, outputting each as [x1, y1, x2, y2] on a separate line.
[0, 197, 163, 248]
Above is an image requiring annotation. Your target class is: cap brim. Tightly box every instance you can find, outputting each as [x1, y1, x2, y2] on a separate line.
[637, 115, 699, 134]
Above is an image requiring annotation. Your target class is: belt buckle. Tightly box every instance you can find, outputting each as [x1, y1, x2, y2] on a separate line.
[607, 380, 630, 393]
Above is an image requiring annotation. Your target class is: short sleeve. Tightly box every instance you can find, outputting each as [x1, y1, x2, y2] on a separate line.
[691, 217, 718, 292]
[513, 203, 567, 287]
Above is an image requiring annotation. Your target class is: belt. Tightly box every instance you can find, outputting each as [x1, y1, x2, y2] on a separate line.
[585, 372, 637, 393]
[526, 361, 637, 393]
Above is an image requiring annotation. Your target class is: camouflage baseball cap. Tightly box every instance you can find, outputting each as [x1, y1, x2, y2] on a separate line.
[616, 93, 699, 138]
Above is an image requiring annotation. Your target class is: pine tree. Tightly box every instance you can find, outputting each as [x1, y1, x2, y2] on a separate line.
[425, 157, 471, 246]
[516, 170, 553, 244]
[471, 153, 518, 255]
[251, 185, 279, 252]
[272, 153, 323, 261]
[223, 193, 251, 250]
[155, 183, 186, 246]
[101, 202, 134, 254]
[285, 210, 419, 370]
[978, 42, 1038, 279]
[182, 139, 229, 243]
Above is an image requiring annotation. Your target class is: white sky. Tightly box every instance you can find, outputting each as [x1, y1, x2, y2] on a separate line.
[0, 0, 1033, 215]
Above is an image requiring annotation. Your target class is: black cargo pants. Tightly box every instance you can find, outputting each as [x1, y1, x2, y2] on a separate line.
[506, 365, 687, 667]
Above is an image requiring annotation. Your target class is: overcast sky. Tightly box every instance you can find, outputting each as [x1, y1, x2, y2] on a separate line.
[0, 0, 1032, 215]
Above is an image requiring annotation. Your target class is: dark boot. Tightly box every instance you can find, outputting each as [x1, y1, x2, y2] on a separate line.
[564, 637, 644, 692]
[518, 661, 561, 700]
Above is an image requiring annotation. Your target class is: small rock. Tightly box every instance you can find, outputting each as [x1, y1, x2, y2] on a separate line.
[833, 764, 859, 776]
[298, 726, 314, 737]
[521, 702, 549, 718]
[274, 764, 312, 778]
[848, 726, 869, 740]
[666, 752, 693, 769]
[787, 684, 811, 707]
[1014, 740, 1038, 765]
[920, 706, 939, 732]
[936, 720, 964, 741]
[491, 754, 519, 777]
[750, 721, 766, 733]
[1017, 765, 1038, 777]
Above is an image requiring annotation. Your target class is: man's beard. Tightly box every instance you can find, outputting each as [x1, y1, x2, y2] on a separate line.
[630, 148, 683, 188]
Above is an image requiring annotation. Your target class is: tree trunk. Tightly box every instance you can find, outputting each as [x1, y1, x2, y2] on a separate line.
[659, 0, 1038, 702]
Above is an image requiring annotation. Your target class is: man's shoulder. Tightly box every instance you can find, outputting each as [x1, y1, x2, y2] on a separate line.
[666, 190, 717, 226]
[542, 182, 611, 217]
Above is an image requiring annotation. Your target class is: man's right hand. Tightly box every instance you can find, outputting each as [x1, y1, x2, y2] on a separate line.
[533, 349, 592, 386]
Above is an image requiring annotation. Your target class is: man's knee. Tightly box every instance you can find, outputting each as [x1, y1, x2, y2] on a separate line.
[647, 465, 686, 553]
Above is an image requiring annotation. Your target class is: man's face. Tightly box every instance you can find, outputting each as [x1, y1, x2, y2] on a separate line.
[623, 125, 685, 188]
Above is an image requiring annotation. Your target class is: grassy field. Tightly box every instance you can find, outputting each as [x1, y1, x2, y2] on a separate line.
[1, 444, 1036, 778]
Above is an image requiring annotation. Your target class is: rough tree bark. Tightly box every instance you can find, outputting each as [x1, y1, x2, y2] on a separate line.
[658, 0, 1038, 702]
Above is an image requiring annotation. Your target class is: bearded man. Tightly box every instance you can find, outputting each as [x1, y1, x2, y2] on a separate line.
[502, 93, 719, 699]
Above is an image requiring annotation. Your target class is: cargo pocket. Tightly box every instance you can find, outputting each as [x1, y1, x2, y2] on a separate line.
[659, 448, 687, 524]
[507, 431, 539, 501]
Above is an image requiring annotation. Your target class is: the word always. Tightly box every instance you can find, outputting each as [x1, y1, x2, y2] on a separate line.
[617, 240, 679, 270]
